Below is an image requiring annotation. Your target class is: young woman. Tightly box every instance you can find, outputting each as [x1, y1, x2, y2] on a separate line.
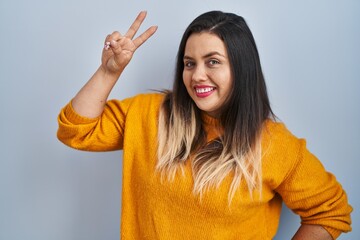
[57, 11, 352, 239]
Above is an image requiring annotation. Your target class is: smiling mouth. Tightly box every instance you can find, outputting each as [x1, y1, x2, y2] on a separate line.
[195, 87, 215, 94]
[194, 87, 216, 97]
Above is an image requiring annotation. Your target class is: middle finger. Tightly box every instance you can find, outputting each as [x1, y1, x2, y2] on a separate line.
[124, 11, 147, 39]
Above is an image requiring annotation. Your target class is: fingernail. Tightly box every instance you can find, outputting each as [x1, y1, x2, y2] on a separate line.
[104, 42, 110, 50]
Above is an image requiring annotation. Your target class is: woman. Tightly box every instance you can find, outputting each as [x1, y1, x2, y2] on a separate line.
[57, 11, 352, 239]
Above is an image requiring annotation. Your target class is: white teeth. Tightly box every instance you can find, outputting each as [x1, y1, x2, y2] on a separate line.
[195, 87, 214, 93]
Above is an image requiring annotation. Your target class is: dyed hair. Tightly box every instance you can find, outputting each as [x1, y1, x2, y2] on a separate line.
[157, 11, 274, 203]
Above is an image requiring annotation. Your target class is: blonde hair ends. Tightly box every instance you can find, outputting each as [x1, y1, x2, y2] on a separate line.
[156, 100, 263, 205]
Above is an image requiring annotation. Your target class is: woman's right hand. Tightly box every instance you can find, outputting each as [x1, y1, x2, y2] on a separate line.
[70, 11, 157, 118]
[101, 11, 157, 75]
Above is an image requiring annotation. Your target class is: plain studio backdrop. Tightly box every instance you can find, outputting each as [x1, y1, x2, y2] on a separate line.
[0, 0, 359, 239]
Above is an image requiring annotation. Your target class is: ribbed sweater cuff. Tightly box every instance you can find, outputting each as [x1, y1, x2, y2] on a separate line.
[64, 100, 99, 125]
[323, 226, 341, 239]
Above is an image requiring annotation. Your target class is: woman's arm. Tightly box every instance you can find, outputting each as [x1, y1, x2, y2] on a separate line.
[271, 125, 352, 239]
[292, 225, 333, 240]
[72, 11, 157, 118]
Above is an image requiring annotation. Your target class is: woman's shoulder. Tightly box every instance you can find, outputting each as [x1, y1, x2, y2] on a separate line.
[109, 92, 166, 108]
[261, 120, 309, 185]
[262, 119, 300, 143]
[123, 92, 166, 102]
[261, 119, 305, 160]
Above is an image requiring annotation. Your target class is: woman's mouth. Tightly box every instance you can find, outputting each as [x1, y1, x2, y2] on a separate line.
[194, 86, 216, 98]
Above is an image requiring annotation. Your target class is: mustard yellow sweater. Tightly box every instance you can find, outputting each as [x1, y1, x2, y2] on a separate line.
[57, 93, 352, 239]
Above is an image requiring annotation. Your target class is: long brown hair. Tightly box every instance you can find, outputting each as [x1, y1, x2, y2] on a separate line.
[157, 11, 274, 204]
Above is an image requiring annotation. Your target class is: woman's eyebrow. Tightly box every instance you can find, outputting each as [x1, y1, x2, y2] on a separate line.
[183, 51, 226, 60]
[183, 55, 193, 60]
[203, 51, 225, 58]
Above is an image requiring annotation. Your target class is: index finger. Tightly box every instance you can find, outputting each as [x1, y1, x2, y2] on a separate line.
[125, 11, 147, 39]
[133, 25, 158, 49]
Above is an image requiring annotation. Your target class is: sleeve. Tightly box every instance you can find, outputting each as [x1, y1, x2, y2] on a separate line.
[275, 139, 352, 239]
[57, 98, 132, 151]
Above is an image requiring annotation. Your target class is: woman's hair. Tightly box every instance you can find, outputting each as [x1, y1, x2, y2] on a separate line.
[157, 11, 274, 204]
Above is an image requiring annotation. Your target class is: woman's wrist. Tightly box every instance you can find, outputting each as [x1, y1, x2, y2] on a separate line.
[98, 65, 122, 84]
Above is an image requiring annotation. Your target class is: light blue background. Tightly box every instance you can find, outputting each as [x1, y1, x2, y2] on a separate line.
[0, 0, 359, 239]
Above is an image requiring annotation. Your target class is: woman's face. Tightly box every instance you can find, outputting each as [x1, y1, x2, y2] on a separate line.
[183, 32, 233, 118]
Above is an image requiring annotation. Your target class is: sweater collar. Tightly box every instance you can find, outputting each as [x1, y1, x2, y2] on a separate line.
[200, 112, 223, 141]
[201, 112, 220, 126]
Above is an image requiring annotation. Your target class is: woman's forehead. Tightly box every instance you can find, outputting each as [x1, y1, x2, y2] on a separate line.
[184, 33, 228, 57]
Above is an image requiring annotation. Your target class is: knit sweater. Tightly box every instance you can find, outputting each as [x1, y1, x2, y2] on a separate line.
[57, 93, 352, 239]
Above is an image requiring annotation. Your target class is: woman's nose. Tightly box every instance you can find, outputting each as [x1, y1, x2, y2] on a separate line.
[192, 65, 207, 82]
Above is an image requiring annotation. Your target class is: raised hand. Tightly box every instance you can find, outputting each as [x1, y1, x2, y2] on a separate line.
[101, 11, 157, 74]
[71, 11, 157, 118]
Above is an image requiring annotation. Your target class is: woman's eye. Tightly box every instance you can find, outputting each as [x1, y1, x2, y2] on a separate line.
[184, 61, 194, 68]
[208, 59, 220, 65]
